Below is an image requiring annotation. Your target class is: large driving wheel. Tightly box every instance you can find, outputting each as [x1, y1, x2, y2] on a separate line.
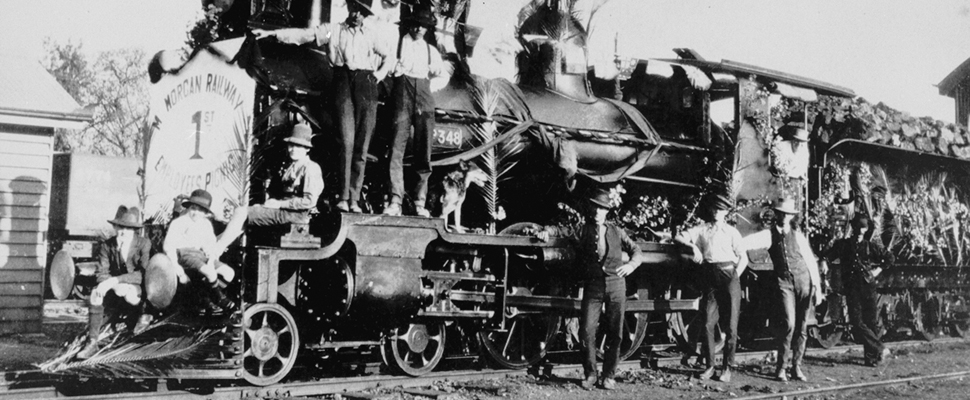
[242, 303, 299, 386]
[479, 308, 560, 369]
[597, 311, 648, 361]
[917, 294, 944, 341]
[381, 321, 446, 376]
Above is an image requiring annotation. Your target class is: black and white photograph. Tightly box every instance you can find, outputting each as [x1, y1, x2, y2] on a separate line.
[3, 1, 970, 399]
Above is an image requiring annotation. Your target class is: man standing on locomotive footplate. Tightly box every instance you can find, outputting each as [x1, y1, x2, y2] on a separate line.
[534, 185, 644, 390]
[254, 0, 394, 213]
[744, 197, 822, 382]
[674, 193, 748, 382]
[823, 214, 893, 367]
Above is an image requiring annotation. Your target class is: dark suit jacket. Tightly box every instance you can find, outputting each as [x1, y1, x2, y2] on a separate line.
[96, 235, 151, 285]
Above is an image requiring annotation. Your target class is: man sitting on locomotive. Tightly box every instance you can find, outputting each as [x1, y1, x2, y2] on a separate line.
[674, 193, 748, 382]
[533, 185, 644, 390]
[384, 7, 446, 217]
[77, 206, 153, 359]
[164, 189, 236, 314]
[823, 214, 893, 366]
[218, 123, 324, 250]
[253, 0, 394, 213]
[743, 198, 822, 382]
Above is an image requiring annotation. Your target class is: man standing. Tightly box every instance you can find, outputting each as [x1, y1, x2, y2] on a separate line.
[218, 123, 325, 250]
[824, 214, 893, 366]
[535, 186, 644, 390]
[744, 198, 821, 382]
[674, 193, 748, 382]
[77, 206, 152, 359]
[384, 7, 446, 217]
[254, 0, 394, 213]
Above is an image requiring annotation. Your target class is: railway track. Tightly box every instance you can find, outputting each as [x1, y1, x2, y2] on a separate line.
[0, 339, 963, 400]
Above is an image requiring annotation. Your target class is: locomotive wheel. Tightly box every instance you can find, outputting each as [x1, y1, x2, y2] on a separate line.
[917, 295, 944, 341]
[596, 311, 648, 361]
[242, 303, 299, 386]
[381, 322, 446, 376]
[948, 296, 970, 338]
[479, 313, 559, 369]
[812, 324, 843, 349]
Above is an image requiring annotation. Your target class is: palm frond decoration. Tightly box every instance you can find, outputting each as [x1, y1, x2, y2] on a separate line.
[467, 78, 532, 232]
[515, 0, 587, 88]
[39, 312, 226, 378]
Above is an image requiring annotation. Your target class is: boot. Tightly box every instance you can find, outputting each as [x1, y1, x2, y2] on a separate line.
[698, 366, 715, 380]
[77, 305, 104, 359]
[208, 281, 236, 315]
[774, 365, 788, 382]
[716, 367, 732, 382]
[791, 364, 807, 381]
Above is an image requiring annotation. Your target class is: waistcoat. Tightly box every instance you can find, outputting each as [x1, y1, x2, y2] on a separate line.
[579, 224, 624, 278]
[768, 227, 809, 275]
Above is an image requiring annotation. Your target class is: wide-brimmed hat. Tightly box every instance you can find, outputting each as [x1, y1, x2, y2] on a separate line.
[401, 8, 437, 29]
[108, 205, 143, 229]
[778, 122, 809, 142]
[704, 193, 734, 211]
[772, 197, 798, 215]
[347, 0, 374, 15]
[283, 123, 314, 148]
[182, 189, 213, 213]
[850, 214, 870, 230]
[587, 186, 613, 209]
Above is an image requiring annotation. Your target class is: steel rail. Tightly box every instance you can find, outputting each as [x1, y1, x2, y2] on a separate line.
[735, 370, 970, 400]
[0, 339, 962, 400]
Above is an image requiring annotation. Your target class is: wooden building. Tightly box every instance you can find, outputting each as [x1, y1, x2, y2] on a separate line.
[939, 57, 970, 127]
[0, 53, 92, 333]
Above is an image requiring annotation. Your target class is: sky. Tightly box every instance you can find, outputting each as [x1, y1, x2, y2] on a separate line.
[3, 0, 970, 123]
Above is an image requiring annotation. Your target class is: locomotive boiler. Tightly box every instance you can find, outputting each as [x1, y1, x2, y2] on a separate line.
[43, 0, 970, 390]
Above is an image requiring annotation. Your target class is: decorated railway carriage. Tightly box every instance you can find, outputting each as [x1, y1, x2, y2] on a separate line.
[41, 0, 970, 389]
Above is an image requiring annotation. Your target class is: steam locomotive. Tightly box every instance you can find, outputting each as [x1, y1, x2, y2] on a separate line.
[41, 0, 970, 388]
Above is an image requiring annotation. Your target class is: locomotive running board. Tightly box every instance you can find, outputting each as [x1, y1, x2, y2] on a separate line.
[504, 294, 698, 313]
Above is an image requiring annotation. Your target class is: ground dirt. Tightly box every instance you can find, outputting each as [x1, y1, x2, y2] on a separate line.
[328, 341, 970, 400]
[5, 328, 970, 399]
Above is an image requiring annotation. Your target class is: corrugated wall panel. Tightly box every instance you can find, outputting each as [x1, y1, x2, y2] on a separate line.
[0, 129, 52, 334]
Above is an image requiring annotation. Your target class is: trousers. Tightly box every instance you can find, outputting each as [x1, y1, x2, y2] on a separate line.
[846, 275, 884, 360]
[333, 67, 379, 203]
[388, 75, 434, 206]
[775, 268, 812, 368]
[702, 262, 740, 368]
[581, 275, 626, 379]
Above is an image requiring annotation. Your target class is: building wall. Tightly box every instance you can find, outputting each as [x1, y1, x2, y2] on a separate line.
[0, 124, 54, 334]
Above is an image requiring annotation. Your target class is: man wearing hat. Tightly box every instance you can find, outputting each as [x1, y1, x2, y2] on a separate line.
[534, 186, 644, 390]
[77, 206, 152, 359]
[164, 189, 236, 314]
[218, 123, 324, 249]
[674, 193, 748, 382]
[744, 197, 822, 382]
[772, 122, 810, 178]
[254, 0, 395, 213]
[384, 6, 446, 217]
[823, 214, 893, 366]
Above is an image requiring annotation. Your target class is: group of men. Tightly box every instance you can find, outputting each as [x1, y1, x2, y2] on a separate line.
[528, 186, 893, 390]
[253, 0, 446, 217]
[672, 193, 892, 385]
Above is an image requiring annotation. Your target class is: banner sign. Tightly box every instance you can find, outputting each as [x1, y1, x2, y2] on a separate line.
[144, 49, 254, 223]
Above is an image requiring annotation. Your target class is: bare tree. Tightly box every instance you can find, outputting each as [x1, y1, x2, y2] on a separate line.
[42, 40, 150, 158]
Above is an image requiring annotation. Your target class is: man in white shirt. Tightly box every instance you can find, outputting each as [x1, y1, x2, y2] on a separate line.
[384, 7, 446, 217]
[674, 193, 747, 382]
[164, 189, 236, 314]
[254, 0, 394, 213]
[743, 197, 822, 382]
